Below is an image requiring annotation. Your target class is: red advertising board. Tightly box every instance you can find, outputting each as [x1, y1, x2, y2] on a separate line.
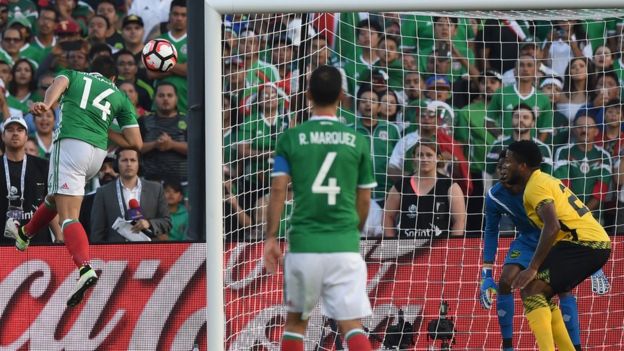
[0, 239, 622, 350]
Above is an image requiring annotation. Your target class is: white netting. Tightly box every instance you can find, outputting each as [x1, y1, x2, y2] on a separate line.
[222, 11, 624, 350]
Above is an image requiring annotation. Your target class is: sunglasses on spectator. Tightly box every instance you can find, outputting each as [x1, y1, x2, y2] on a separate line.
[3, 37, 21, 43]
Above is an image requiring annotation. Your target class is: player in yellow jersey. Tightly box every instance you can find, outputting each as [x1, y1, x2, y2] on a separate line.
[502, 140, 611, 351]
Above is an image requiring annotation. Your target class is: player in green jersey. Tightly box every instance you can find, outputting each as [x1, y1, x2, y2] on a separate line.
[264, 66, 375, 351]
[4, 56, 143, 307]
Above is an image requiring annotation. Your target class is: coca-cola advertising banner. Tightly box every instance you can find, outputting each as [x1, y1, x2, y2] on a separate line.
[0, 239, 621, 350]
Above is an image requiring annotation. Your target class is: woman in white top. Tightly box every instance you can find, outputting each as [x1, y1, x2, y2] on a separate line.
[543, 20, 593, 77]
[558, 57, 593, 122]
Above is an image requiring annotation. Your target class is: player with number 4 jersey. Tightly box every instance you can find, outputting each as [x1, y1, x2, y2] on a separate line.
[4, 56, 143, 308]
[264, 65, 375, 351]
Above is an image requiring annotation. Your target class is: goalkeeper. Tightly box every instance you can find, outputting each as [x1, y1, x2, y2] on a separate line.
[480, 149, 609, 351]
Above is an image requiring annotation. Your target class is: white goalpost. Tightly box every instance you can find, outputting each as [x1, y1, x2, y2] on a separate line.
[206, 2, 624, 351]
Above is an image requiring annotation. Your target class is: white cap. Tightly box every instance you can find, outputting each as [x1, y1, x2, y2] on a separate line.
[540, 77, 564, 90]
[2, 115, 28, 132]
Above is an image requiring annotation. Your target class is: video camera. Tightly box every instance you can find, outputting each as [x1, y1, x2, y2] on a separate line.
[427, 301, 455, 350]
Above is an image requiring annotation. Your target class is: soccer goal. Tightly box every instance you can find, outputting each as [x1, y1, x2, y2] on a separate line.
[207, 1, 624, 350]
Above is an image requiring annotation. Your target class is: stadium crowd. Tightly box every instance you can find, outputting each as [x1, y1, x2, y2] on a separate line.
[222, 13, 624, 241]
[0, 0, 189, 244]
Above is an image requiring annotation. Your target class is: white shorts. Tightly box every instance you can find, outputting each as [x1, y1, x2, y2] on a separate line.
[284, 252, 372, 321]
[48, 139, 108, 196]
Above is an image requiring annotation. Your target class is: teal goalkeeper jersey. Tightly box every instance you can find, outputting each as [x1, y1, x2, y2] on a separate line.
[273, 116, 377, 253]
[56, 70, 138, 150]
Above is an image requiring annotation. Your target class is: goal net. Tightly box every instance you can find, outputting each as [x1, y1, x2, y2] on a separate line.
[221, 10, 624, 350]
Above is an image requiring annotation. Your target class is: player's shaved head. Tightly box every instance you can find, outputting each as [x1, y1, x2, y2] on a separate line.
[308, 65, 342, 107]
[507, 140, 542, 168]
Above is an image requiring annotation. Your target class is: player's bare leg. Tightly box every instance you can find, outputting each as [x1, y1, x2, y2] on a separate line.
[282, 312, 308, 351]
[55, 194, 98, 307]
[338, 319, 372, 351]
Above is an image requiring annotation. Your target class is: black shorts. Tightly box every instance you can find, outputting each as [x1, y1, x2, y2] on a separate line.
[537, 241, 611, 294]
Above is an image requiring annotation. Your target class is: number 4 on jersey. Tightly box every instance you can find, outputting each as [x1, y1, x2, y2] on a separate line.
[312, 152, 341, 205]
[79, 76, 114, 121]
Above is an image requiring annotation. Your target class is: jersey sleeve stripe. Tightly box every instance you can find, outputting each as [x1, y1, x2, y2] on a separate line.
[120, 124, 139, 130]
[271, 172, 289, 177]
[487, 188, 516, 217]
[358, 182, 378, 189]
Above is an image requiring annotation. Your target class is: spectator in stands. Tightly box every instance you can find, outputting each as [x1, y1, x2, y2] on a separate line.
[80, 153, 118, 231]
[419, 16, 477, 81]
[558, 57, 594, 122]
[55, 0, 93, 35]
[237, 83, 289, 192]
[20, 6, 57, 69]
[544, 20, 593, 77]
[87, 15, 110, 46]
[8, 15, 32, 46]
[487, 54, 553, 142]
[351, 84, 400, 204]
[342, 19, 381, 99]
[359, 35, 403, 92]
[486, 104, 552, 177]
[222, 93, 239, 174]
[65, 39, 90, 72]
[554, 114, 612, 215]
[30, 108, 54, 159]
[0, 116, 61, 246]
[2, 27, 24, 64]
[163, 179, 188, 241]
[0, 1, 8, 34]
[118, 81, 147, 118]
[37, 20, 80, 74]
[96, 0, 124, 50]
[148, 0, 188, 114]
[583, 71, 621, 125]
[90, 148, 172, 243]
[140, 82, 188, 183]
[593, 45, 614, 72]
[475, 19, 528, 73]
[540, 76, 571, 148]
[7, 59, 36, 115]
[500, 39, 551, 87]
[115, 49, 153, 111]
[305, 34, 350, 111]
[384, 138, 465, 238]
[128, 0, 171, 42]
[402, 52, 417, 72]
[24, 136, 37, 156]
[403, 71, 423, 106]
[423, 75, 452, 104]
[238, 29, 279, 111]
[270, 34, 296, 96]
[0, 60, 16, 118]
[121, 15, 146, 61]
[390, 101, 471, 195]
[598, 100, 624, 158]
[379, 89, 401, 124]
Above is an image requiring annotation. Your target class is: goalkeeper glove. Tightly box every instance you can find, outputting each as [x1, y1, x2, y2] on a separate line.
[590, 269, 610, 295]
[479, 267, 497, 310]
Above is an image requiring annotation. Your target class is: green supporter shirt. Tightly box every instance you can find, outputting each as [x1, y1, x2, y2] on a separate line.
[417, 42, 476, 80]
[20, 37, 55, 68]
[399, 15, 474, 54]
[486, 84, 553, 138]
[240, 59, 280, 103]
[273, 116, 376, 253]
[158, 32, 188, 114]
[350, 118, 401, 200]
[614, 58, 624, 91]
[454, 101, 496, 173]
[357, 59, 404, 92]
[486, 136, 552, 176]
[237, 111, 290, 184]
[169, 204, 189, 241]
[553, 144, 612, 204]
[341, 55, 377, 99]
[8, 0, 38, 27]
[55, 70, 138, 150]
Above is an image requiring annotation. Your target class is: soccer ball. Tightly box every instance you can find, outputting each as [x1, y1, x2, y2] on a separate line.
[142, 39, 178, 72]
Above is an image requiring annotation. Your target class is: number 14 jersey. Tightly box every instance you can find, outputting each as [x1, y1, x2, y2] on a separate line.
[273, 116, 376, 253]
[56, 70, 138, 150]
[523, 169, 610, 244]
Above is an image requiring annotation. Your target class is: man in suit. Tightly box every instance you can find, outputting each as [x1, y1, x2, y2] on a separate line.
[90, 148, 171, 242]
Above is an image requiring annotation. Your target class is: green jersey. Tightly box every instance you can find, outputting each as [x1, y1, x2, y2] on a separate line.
[351, 118, 401, 200]
[274, 116, 376, 253]
[20, 37, 56, 67]
[614, 58, 624, 89]
[486, 84, 553, 138]
[56, 70, 138, 150]
[486, 136, 552, 176]
[158, 32, 188, 114]
[454, 101, 497, 173]
[553, 144, 612, 205]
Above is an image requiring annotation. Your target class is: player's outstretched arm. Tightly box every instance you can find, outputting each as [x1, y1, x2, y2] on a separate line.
[264, 174, 289, 274]
[31, 76, 69, 115]
[512, 201, 560, 290]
